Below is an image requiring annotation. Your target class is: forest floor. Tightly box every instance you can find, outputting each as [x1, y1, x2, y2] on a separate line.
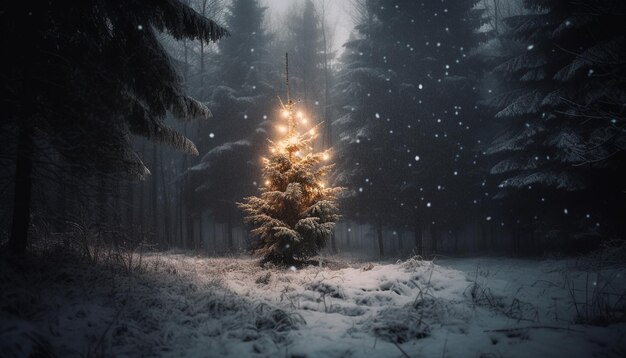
[1, 250, 625, 357]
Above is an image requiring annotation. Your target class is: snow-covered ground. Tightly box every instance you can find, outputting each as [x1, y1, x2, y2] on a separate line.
[1, 252, 625, 357]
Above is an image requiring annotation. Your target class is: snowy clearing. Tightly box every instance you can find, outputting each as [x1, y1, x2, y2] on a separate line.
[1, 253, 625, 357]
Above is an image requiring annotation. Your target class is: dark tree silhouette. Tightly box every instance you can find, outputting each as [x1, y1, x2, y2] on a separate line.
[1, 0, 228, 255]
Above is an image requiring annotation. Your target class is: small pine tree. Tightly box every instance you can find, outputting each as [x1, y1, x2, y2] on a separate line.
[238, 70, 342, 264]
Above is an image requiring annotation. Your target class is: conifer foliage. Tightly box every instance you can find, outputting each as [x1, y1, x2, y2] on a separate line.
[238, 64, 342, 264]
[2, 0, 228, 255]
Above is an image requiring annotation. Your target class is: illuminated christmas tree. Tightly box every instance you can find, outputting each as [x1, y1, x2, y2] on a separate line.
[238, 54, 341, 265]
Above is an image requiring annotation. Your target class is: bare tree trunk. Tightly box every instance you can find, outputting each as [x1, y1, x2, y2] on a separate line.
[159, 147, 171, 247]
[55, 171, 68, 232]
[138, 139, 146, 235]
[198, 212, 203, 251]
[414, 222, 422, 256]
[227, 214, 234, 252]
[152, 143, 158, 245]
[453, 228, 459, 254]
[212, 217, 217, 254]
[376, 219, 384, 259]
[97, 175, 107, 231]
[126, 181, 134, 237]
[186, 213, 194, 250]
[320, 0, 333, 150]
[480, 222, 487, 251]
[431, 226, 438, 256]
[10, 121, 34, 256]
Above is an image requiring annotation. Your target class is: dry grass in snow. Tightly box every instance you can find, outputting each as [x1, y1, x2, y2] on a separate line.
[1, 252, 625, 357]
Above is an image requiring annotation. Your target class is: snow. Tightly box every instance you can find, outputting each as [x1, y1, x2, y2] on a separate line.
[1, 254, 624, 357]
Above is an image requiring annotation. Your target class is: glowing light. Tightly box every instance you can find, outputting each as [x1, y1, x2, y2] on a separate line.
[319, 182, 326, 188]
[277, 125, 287, 133]
[322, 153, 330, 161]
[282, 110, 290, 118]
[297, 111, 303, 118]
[265, 180, 270, 186]
[309, 128, 316, 135]
[301, 118, 308, 124]
[289, 136, 298, 145]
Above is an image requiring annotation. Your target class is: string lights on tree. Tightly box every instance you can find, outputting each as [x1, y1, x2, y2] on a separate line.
[238, 53, 342, 265]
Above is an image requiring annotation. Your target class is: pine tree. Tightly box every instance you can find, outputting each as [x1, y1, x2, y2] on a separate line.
[185, 0, 274, 251]
[393, 0, 487, 253]
[482, 0, 626, 248]
[283, 0, 326, 115]
[334, 0, 487, 256]
[239, 66, 342, 264]
[202, 0, 274, 147]
[1, 0, 228, 255]
[333, 2, 406, 258]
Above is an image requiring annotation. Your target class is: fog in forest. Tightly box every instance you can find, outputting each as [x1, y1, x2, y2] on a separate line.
[1, 1, 625, 357]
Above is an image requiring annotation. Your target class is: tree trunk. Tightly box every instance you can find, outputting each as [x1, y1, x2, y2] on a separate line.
[138, 140, 146, 234]
[97, 175, 107, 232]
[186, 213, 194, 250]
[321, 1, 332, 150]
[414, 222, 422, 257]
[152, 143, 158, 245]
[480, 222, 487, 251]
[159, 147, 171, 247]
[431, 226, 438, 256]
[126, 181, 134, 237]
[376, 219, 384, 259]
[212, 217, 217, 254]
[453, 228, 459, 254]
[198, 212, 203, 252]
[10, 121, 34, 256]
[345, 222, 351, 249]
[55, 172, 68, 232]
[227, 214, 234, 252]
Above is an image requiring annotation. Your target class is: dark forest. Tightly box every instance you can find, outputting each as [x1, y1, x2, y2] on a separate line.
[1, 1, 625, 357]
